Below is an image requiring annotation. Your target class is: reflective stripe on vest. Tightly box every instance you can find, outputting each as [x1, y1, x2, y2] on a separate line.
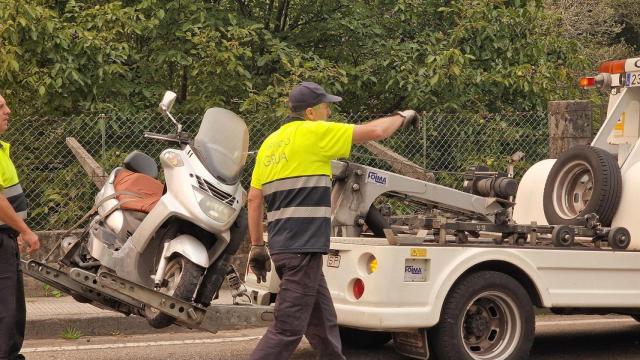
[262, 175, 330, 196]
[262, 175, 331, 217]
[0, 183, 28, 226]
[262, 175, 332, 254]
[267, 206, 331, 222]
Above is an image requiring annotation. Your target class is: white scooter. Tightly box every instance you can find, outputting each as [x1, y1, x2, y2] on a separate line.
[62, 91, 250, 328]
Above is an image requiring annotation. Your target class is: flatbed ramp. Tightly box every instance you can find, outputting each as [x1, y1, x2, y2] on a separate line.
[21, 260, 274, 333]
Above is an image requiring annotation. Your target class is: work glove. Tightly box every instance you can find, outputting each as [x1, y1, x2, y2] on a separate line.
[395, 110, 421, 129]
[248, 245, 271, 283]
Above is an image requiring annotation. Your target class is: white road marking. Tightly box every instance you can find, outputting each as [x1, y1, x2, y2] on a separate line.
[537, 318, 636, 326]
[22, 336, 262, 353]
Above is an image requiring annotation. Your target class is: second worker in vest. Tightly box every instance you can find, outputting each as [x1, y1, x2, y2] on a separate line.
[247, 81, 419, 360]
[0, 94, 40, 360]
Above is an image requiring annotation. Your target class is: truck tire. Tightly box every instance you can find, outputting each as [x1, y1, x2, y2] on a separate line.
[339, 326, 391, 349]
[543, 145, 621, 226]
[145, 255, 205, 329]
[430, 271, 534, 360]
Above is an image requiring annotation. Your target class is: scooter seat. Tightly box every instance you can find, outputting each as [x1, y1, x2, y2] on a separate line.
[123, 150, 158, 179]
[114, 169, 163, 213]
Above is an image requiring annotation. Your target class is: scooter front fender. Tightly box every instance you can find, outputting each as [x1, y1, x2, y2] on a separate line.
[165, 234, 209, 268]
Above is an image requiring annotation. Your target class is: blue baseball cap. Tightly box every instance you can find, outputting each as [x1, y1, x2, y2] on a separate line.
[288, 82, 342, 112]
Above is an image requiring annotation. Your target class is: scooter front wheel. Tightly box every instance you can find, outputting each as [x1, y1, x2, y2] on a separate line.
[144, 255, 205, 329]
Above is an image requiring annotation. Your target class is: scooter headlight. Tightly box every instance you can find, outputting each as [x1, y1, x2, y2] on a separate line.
[162, 150, 184, 167]
[194, 189, 235, 223]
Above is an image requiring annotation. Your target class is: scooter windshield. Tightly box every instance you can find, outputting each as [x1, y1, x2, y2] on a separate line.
[193, 108, 249, 184]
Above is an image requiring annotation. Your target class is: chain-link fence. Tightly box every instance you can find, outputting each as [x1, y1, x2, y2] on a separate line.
[7, 110, 548, 231]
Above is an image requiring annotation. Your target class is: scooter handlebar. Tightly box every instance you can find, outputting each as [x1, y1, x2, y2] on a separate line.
[143, 132, 179, 142]
[144, 131, 192, 145]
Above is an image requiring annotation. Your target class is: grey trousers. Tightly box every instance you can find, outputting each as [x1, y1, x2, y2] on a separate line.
[0, 231, 25, 360]
[250, 253, 346, 360]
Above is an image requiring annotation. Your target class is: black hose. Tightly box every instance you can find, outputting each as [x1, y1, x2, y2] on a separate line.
[365, 205, 389, 238]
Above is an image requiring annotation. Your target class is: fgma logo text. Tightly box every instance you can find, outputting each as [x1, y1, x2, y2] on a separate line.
[366, 171, 388, 185]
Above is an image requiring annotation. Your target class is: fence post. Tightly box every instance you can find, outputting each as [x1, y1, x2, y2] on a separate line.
[98, 113, 106, 165]
[548, 100, 593, 158]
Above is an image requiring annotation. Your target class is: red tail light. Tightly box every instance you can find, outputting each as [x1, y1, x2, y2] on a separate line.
[579, 76, 596, 89]
[353, 279, 365, 300]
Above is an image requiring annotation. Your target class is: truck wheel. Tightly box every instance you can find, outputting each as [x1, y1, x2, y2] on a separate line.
[145, 255, 205, 329]
[608, 227, 631, 250]
[339, 326, 391, 349]
[543, 145, 621, 226]
[551, 225, 575, 247]
[430, 271, 534, 360]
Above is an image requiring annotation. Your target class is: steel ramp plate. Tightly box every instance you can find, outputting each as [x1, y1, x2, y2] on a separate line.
[20, 260, 140, 315]
[97, 270, 274, 333]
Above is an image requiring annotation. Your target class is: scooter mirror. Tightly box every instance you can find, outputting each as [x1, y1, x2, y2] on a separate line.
[159, 91, 177, 114]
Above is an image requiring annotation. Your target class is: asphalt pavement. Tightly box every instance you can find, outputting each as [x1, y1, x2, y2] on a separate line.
[20, 314, 640, 359]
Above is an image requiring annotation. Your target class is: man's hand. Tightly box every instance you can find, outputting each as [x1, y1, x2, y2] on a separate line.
[18, 230, 40, 255]
[248, 245, 271, 283]
[396, 110, 421, 129]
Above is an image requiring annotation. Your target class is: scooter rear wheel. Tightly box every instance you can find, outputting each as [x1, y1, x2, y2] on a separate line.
[145, 255, 205, 329]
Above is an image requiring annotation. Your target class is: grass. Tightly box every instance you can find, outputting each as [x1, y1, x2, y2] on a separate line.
[42, 284, 63, 298]
[61, 327, 83, 340]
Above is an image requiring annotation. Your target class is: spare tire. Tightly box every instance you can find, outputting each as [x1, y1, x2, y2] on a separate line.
[543, 145, 621, 226]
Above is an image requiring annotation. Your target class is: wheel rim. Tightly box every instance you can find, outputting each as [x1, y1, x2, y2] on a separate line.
[460, 291, 522, 359]
[556, 228, 573, 246]
[148, 258, 184, 315]
[552, 160, 594, 219]
[612, 229, 630, 248]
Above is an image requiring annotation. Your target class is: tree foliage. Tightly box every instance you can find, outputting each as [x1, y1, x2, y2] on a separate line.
[0, 0, 593, 117]
[544, 0, 639, 67]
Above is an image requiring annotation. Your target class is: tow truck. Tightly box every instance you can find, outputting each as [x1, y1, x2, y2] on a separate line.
[245, 57, 640, 360]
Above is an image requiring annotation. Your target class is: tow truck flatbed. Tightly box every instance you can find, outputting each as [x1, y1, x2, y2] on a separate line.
[21, 259, 274, 333]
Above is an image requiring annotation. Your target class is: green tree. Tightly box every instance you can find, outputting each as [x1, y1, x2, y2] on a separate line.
[1, 0, 587, 116]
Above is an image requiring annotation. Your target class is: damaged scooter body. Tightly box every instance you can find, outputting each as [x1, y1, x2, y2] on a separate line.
[86, 143, 243, 288]
[61, 91, 252, 327]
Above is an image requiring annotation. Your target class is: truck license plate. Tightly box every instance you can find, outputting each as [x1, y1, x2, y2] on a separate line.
[627, 71, 640, 87]
[327, 254, 341, 268]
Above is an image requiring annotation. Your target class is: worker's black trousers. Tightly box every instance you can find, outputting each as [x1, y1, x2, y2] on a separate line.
[250, 252, 346, 360]
[0, 231, 25, 360]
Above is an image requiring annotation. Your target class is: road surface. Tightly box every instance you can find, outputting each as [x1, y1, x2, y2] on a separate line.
[21, 315, 640, 359]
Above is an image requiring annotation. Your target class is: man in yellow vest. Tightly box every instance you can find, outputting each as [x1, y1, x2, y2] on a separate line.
[248, 82, 419, 359]
[0, 94, 40, 360]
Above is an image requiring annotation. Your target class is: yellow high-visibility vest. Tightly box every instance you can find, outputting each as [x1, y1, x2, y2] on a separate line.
[251, 120, 354, 254]
[0, 141, 27, 227]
